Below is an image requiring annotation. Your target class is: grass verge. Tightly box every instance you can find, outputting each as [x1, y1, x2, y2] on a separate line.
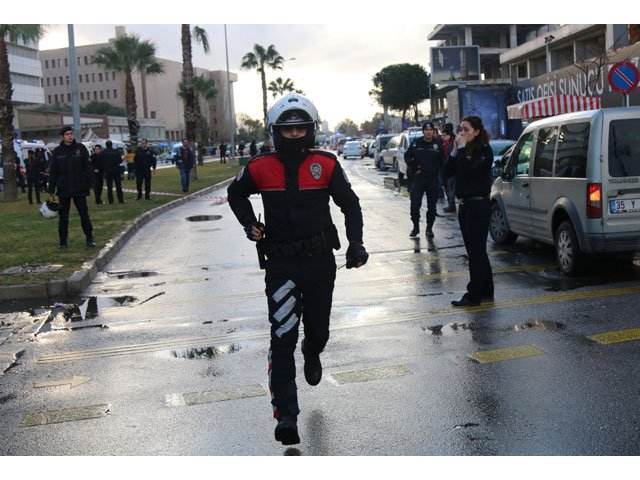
[0, 160, 241, 287]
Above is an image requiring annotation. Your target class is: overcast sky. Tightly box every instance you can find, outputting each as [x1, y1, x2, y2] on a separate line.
[14, 2, 609, 131]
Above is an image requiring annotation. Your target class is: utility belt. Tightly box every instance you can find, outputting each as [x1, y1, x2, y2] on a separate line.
[458, 195, 488, 205]
[263, 225, 341, 257]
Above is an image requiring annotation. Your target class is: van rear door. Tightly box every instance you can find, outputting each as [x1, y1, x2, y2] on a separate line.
[602, 114, 640, 234]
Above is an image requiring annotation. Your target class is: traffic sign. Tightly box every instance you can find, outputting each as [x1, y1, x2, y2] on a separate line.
[608, 61, 640, 93]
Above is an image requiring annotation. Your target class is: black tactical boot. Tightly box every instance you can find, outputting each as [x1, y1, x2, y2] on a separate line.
[275, 416, 300, 445]
[409, 223, 419, 238]
[426, 226, 434, 238]
[301, 339, 322, 386]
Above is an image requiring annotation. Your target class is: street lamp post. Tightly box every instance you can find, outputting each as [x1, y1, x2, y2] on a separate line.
[67, 25, 81, 139]
[224, 25, 236, 166]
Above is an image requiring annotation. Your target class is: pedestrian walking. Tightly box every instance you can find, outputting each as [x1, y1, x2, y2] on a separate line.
[102, 140, 126, 204]
[35, 148, 49, 192]
[24, 150, 43, 205]
[174, 138, 195, 192]
[124, 149, 135, 180]
[91, 144, 105, 204]
[227, 93, 369, 446]
[443, 115, 494, 307]
[15, 152, 26, 193]
[441, 123, 457, 213]
[47, 126, 96, 248]
[219, 142, 227, 163]
[249, 139, 257, 157]
[404, 121, 445, 238]
[134, 138, 157, 200]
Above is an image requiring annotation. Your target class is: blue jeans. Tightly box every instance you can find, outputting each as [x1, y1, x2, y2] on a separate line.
[180, 166, 191, 191]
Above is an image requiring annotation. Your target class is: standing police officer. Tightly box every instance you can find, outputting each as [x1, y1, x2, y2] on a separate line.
[404, 121, 445, 238]
[134, 138, 157, 200]
[25, 150, 43, 205]
[91, 144, 105, 205]
[102, 140, 126, 204]
[47, 126, 95, 248]
[227, 93, 369, 446]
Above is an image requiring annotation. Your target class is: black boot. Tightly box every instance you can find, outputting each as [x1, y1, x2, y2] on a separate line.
[409, 223, 419, 238]
[301, 339, 322, 386]
[274, 416, 300, 445]
[426, 226, 434, 238]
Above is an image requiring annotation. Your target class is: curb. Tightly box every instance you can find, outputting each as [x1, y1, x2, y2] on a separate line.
[0, 178, 234, 302]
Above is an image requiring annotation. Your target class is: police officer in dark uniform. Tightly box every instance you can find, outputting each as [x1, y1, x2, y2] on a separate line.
[25, 150, 43, 205]
[227, 93, 369, 446]
[47, 126, 95, 248]
[443, 115, 494, 307]
[91, 144, 105, 204]
[101, 140, 126, 204]
[134, 138, 157, 200]
[404, 121, 445, 238]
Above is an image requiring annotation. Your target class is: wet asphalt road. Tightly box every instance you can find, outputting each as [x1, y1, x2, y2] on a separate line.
[1, 154, 640, 455]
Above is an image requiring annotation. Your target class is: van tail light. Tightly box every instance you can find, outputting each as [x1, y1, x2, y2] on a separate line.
[587, 183, 602, 219]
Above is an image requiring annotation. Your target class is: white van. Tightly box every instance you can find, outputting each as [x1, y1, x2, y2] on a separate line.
[490, 107, 640, 275]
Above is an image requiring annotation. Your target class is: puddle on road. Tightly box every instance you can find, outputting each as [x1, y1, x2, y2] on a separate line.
[106, 270, 158, 279]
[513, 319, 565, 331]
[186, 215, 222, 222]
[168, 343, 241, 359]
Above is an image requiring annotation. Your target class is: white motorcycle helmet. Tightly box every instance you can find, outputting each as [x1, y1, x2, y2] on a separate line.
[40, 199, 60, 219]
[267, 93, 318, 153]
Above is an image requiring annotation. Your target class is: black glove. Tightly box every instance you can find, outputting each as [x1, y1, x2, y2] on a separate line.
[346, 242, 369, 269]
[244, 221, 265, 242]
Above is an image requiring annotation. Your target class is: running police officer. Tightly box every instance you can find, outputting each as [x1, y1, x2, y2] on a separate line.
[134, 138, 157, 200]
[227, 93, 369, 446]
[404, 121, 445, 238]
[443, 115, 494, 307]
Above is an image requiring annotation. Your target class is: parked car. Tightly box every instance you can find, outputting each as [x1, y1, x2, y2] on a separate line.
[395, 131, 425, 187]
[337, 138, 349, 155]
[489, 107, 640, 276]
[491, 141, 517, 179]
[373, 134, 395, 169]
[378, 134, 402, 172]
[342, 140, 365, 159]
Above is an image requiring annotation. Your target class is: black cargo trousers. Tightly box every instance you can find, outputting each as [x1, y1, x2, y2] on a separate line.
[410, 175, 439, 228]
[265, 251, 336, 420]
[458, 197, 493, 301]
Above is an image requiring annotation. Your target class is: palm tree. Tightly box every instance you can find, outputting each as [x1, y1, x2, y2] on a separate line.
[241, 44, 284, 138]
[180, 25, 210, 145]
[1, 24, 45, 201]
[268, 77, 295, 99]
[178, 74, 217, 164]
[92, 33, 164, 150]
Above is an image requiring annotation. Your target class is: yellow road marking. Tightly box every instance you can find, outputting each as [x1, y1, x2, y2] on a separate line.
[38, 284, 640, 364]
[469, 345, 545, 364]
[588, 328, 640, 345]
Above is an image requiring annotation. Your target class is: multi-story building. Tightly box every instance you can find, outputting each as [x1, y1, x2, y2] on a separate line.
[39, 26, 238, 143]
[6, 36, 45, 136]
[427, 24, 640, 139]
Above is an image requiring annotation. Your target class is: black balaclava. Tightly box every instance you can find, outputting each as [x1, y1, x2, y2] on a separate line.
[273, 126, 315, 157]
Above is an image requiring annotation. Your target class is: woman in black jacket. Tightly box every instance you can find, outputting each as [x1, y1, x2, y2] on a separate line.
[48, 126, 95, 248]
[443, 116, 494, 307]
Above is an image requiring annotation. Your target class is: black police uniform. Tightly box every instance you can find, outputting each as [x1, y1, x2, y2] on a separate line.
[227, 149, 363, 422]
[134, 145, 157, 199]
[91, 150, 104, 204]
[101, 147, 125, 204]
[25, 153, 43, 205]
[443, 143, 495, 304]
[404, 136, 445, 235]
[48, 140, 94, 246]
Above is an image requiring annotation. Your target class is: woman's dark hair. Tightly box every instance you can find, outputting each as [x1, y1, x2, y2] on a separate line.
[461, 115, 490, 155]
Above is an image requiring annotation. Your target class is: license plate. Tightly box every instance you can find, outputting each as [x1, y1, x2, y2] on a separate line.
[610, 198, 640, 213]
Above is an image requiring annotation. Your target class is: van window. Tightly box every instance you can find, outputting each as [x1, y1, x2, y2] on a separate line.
[387, 138, 399, 149]
[533, 127, 557, 177]
[512, 132, 534, 175]
[608, 119, 640, 177]
[554, 122, 589, 178]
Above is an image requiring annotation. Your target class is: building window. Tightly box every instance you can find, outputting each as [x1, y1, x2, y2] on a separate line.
[57, 58, 61, 68]
[85, 74, 89, 83]
[84, 56, 88, 65]
[48, 95, 52, 103]
[59, 76, 63, 85]
[106, 90, 110, 99]
[53, 77, 56, 86]
[112, 72, 116, 81]
[150, 111, 156, 119]
[45, 59, 49, 69]
[81, 92, 84, 101]
[94, 91, 97, 100]
[66, 76, 69, 85]
[100, 90, 104, 100]
[92, 73, 95, 82]
[64, 58, 68, 67]
[46, 77, 50, 87]
[40, 78, 43, 87]
[113, 89, 117, 99]
[98, 72, 103, 82]
[67, 93, 71, 102]
[78, 56, 81, 65]
[54, 94, 58, 103]
[79, 75, 82, 83]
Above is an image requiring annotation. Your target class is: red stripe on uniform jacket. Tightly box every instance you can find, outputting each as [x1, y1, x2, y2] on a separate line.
[298, 153, 336, 190]
[247, 154, 286, 191]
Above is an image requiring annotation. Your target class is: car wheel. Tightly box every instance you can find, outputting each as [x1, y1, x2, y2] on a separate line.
[555, 220, 584, 276]
[378, 159, 387, 171]
[489, 202, 517, 244]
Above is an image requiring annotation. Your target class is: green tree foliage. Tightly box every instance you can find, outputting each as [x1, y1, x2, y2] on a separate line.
[268, 77, 296, 98]
[82, 101, 127, 116]
[370, 63, 432, 125]
[93, 33, 164, 149]
[336, 118, 359, 138]
[180, 25, 210, 148]
[241, 44, 284, 138]
[360, 113, 385, 137]
[1, 24, 45, 201]
[236, 114, 265, 143]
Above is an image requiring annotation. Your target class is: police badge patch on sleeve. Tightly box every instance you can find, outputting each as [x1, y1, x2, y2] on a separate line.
[433, 144, 439, 150]
[310, 163, 322, 180]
